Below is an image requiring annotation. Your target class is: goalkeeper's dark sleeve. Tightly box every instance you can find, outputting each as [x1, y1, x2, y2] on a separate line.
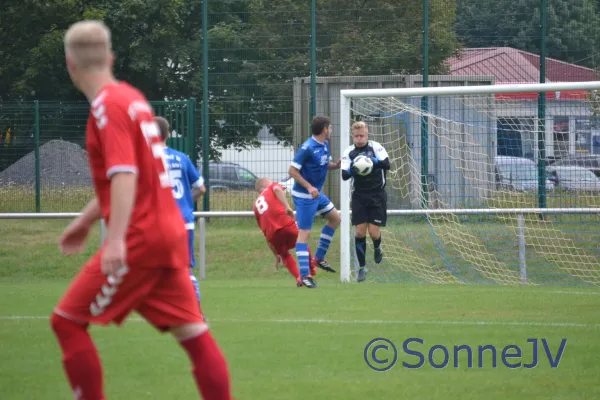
[372, 157, 391, 171]
[342, 169, 353, 181]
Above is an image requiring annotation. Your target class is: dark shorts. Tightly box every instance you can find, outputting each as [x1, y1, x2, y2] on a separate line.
[351, 190, 387, 226]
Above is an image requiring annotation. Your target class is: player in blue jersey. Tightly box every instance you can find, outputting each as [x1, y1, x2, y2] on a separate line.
[156, 117, 206, 304]
[288, 115, 341, 288]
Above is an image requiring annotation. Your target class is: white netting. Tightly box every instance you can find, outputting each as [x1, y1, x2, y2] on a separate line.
[343, 89, 600, 287]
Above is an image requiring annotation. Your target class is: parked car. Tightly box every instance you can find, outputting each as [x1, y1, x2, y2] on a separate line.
[548, 154, 600, 177]
[494, 156, 555, 192]
[198, 161, 258, 191]
[546, 165, 600, 192]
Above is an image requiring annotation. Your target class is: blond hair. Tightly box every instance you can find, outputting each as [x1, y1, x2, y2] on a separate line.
[64, 20, 112, 70]
[352, 121, 368, 132]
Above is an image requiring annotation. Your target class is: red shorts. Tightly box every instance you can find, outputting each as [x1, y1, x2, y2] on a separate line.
[268, 223, 298, 256]
[54, 251, 204, 332]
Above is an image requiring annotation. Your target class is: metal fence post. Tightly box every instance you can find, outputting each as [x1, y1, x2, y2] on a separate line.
[201, 0, 210, 213]
[538, 0, 548, 210]
[309, 0, 317, 121]
[34, 100, 40, 212]
[420, 0, 430, 209]
[199, 217, 206, 280]
[517, 213, 527, 284]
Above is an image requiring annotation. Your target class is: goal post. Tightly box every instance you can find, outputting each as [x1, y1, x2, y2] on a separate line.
[339, 81, 600, 286]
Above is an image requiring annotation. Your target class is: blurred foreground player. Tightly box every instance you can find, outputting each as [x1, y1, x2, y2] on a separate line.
[253, 177, 317, 286]
[51, 20, 232, 400]
[156, 116, 206, 306]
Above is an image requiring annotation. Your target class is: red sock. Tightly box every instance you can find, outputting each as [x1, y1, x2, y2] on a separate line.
[180, 331, 232, 400]
[308, 246, 316, 275]
[281, 252, 300, 279]
[50, 313, 104, 400]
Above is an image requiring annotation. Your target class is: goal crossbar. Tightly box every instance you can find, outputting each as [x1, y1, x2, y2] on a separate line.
[340, 81, 600, 99]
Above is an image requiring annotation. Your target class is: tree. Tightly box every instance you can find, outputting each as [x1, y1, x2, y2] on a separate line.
[455, 0, 600, 68]
[242, 0, 459, 142]
[0, 0, 460, 160]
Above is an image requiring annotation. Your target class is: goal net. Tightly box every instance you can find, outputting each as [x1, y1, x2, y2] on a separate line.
[339, 82, 600, 287]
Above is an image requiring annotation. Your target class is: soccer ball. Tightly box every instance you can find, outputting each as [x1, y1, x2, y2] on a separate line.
[353, 155, 373, 176]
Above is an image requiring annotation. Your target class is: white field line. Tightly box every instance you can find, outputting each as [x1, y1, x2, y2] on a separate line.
[1, 316, 598, 328]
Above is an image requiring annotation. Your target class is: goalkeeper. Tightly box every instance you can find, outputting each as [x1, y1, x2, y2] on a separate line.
[341, 121, 391, 282]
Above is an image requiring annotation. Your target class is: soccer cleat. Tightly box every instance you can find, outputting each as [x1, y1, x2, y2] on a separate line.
[357, 267, 367, 282]
[300, 276, 318, 288]
[374, 247, 383, 264]
[296, 277, 303, 287]
[313, 257, 336, 273]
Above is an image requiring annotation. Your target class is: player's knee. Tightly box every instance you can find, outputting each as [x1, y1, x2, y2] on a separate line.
[368, 225, 380, 238]
[50, 312, 63, 334]
[50, 312, 87, 338]
[297, 229, 311, 242]
[171, 322, 209, 341]
[355, 224, 367, 237]
[327, 209, 341, 226]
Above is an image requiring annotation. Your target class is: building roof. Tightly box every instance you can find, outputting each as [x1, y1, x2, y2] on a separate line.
[447, 47, 598, 83]
[446, 47, 599, 100]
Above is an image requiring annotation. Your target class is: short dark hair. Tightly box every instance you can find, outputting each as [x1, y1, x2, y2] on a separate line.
[155, 116, 170, 141]
[311, 115, 331, 136]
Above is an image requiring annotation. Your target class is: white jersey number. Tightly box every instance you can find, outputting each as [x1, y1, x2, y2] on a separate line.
[168, 169, 184, 199]
[255, 196, 268, 214]
[140, 120, 171, 189]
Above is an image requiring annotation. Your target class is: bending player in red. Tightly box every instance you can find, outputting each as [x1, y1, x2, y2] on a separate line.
[50, 20, 232, 400]
[253, 177, 317, 286]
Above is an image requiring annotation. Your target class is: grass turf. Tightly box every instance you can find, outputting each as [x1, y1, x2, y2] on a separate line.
[0, 216, 599, 399]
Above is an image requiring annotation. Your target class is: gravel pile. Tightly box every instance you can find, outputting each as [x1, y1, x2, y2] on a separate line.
[0, 139, 92, 187]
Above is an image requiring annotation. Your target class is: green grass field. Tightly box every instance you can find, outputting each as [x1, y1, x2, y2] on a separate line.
[1, 214, 600, 400]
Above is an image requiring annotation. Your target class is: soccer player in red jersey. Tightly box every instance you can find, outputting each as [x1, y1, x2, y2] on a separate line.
[253, 177, 317, 286]
[50, 20, 232, 400]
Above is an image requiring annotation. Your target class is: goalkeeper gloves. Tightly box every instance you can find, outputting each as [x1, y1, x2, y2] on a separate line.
[370, 156, 379, 165]
[348, 162, 359, 176]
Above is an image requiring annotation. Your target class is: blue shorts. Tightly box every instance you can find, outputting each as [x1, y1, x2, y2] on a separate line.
[293, 193, 335, 230]
[188, 229, 196, 268]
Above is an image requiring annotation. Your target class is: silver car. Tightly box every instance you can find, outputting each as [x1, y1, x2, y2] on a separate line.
[546, 165, 600, 192]
[495, 156, 555, 192]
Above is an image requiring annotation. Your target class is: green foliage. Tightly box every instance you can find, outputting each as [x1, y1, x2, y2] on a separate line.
[455, 0, 600, 68]
[0, 0, 460, 153]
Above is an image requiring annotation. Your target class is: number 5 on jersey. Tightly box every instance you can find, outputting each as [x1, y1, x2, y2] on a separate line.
[168, 169, 184, 199]
[140, 120, 171, 189]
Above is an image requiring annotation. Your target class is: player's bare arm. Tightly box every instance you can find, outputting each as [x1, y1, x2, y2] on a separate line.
[272, 185, 295, 218]
[102, 171, 137, 275]
[59, 197, 102, 254]
[288, 165, 319, 198]
[78, 197, 102, 226]
[192, 185, 206, 200]
[328, 159, 341, 170]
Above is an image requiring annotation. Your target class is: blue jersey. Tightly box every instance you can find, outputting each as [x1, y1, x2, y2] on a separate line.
[163, 147, 203, 229]
[290, 136, 332, 198]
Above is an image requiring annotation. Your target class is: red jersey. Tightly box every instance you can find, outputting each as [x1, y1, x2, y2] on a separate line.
[86, 82, 188, 269]
[253, 182, 295, 242]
